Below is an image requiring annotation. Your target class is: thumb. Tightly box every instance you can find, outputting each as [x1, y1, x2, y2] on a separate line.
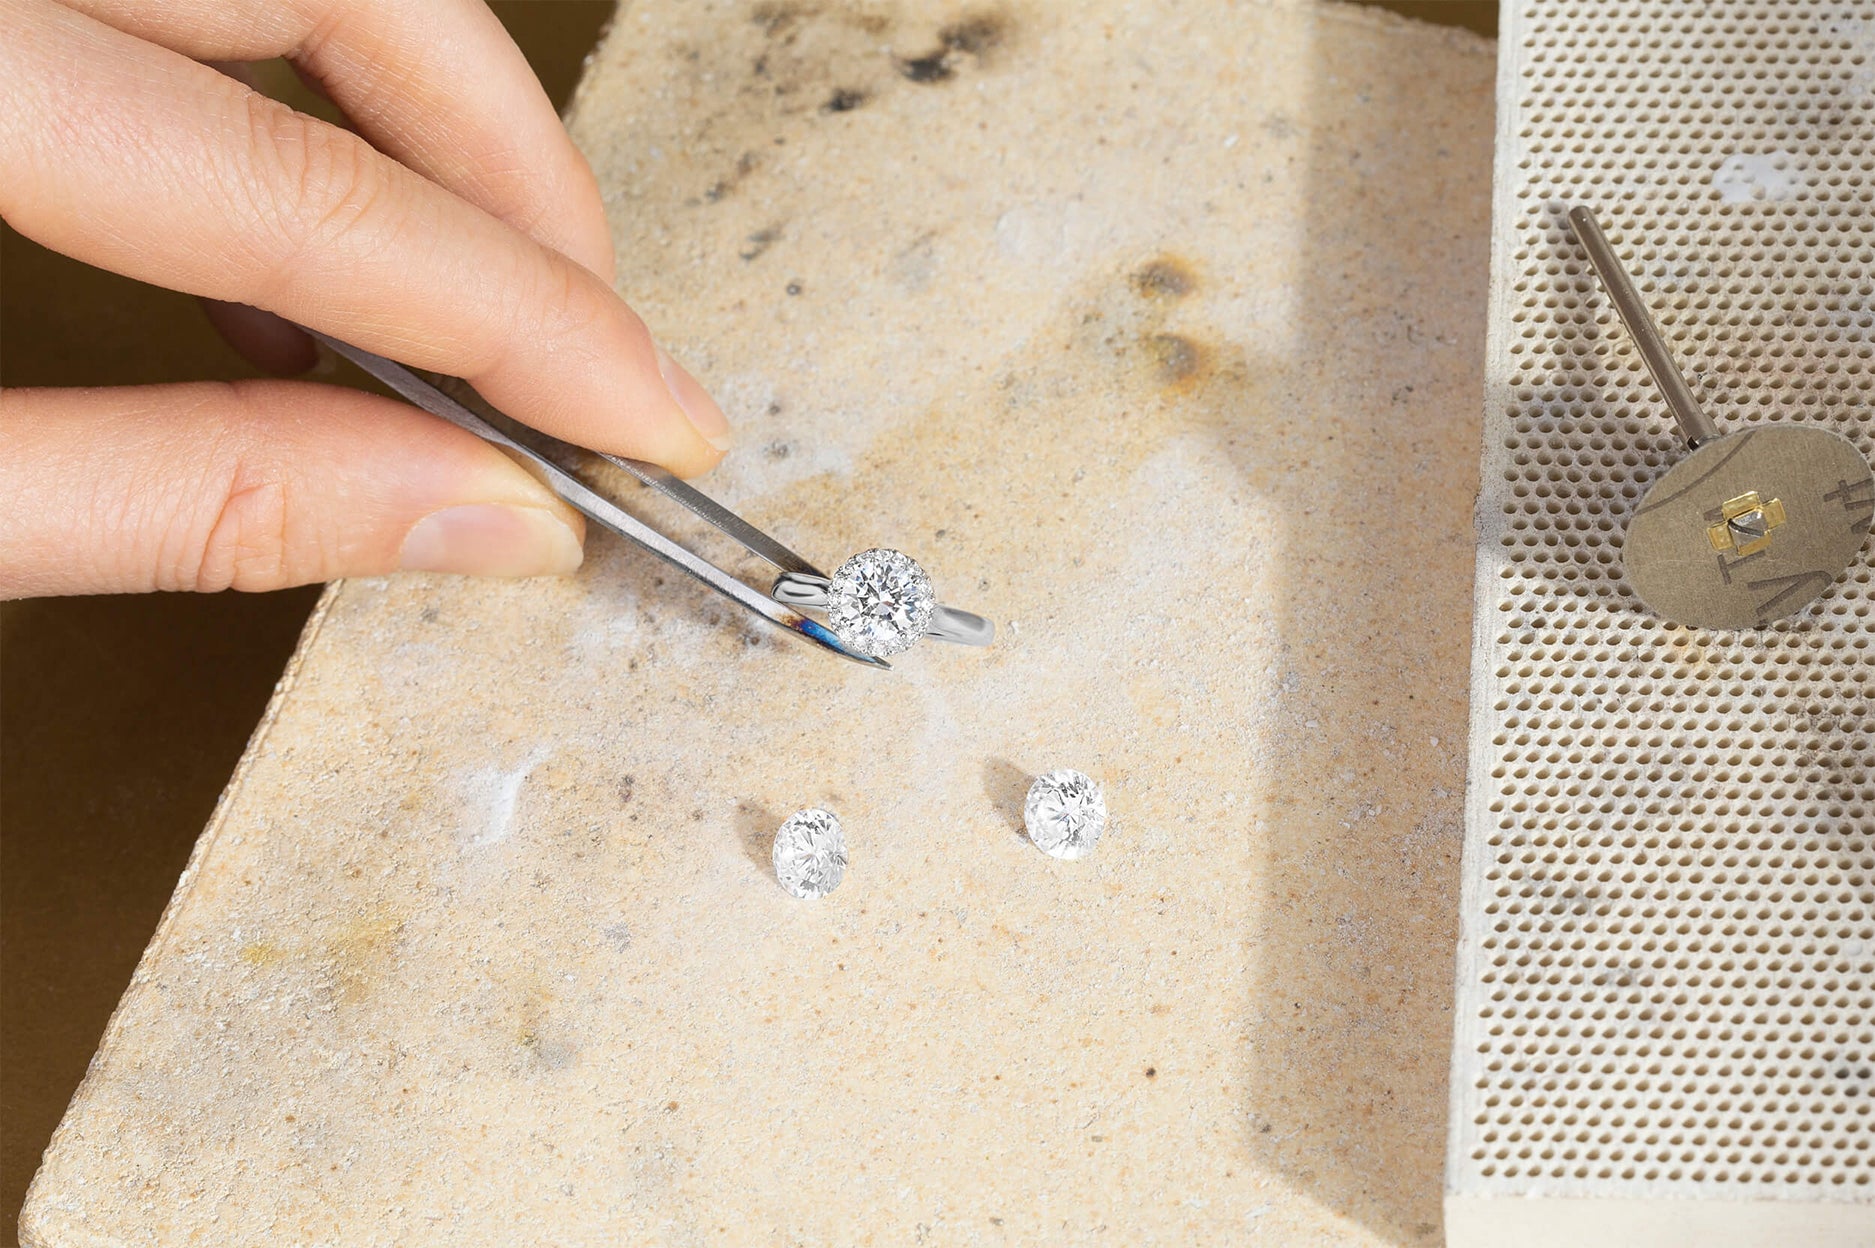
[0, 380, 585, 598]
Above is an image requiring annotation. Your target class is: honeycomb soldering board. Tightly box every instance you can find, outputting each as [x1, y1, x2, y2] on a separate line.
[1446, 2, 1874, 1244]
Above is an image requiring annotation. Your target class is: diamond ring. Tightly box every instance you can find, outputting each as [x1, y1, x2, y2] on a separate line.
[771, 548, 994, 658]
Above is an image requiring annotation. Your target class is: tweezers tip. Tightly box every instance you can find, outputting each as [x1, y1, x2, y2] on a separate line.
[792, 617, 884, 668]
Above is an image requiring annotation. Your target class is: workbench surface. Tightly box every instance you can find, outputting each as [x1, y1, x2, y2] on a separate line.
[23, 3, 1493, 1243]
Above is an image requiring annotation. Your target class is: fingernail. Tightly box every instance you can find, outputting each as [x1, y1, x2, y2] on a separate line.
[399, 504, 584, 577]
[655, 344, 734, 452]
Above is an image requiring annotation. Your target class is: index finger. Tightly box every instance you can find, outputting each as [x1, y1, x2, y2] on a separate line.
[0, 0, 729, 474]
[60, 0, 617, 283]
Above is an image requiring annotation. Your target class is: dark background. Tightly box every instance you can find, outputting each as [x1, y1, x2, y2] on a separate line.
[0, 3, 1495, 1240]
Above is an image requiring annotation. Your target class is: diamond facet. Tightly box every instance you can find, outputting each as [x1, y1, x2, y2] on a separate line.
[1024, 770, 1107, 860]
[772, 808, 847, 899]
[825, 548, 937, 657]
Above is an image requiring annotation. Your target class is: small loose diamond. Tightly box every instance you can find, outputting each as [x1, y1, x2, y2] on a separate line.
[1728, 509, 1769, 542]
[772, 808, 847, 899]
[1024, 770, 1107, 860]
[826, 548, 937, 657]
[1705, 490, 1787, 557]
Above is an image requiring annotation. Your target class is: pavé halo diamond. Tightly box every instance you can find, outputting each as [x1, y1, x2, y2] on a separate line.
[825, 548, 939, 658]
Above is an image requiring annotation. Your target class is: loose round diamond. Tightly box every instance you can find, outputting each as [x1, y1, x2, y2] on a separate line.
[1024, 770, 1107, 860]
[825, 548, 937, 657]
[772, 808, 847, 899]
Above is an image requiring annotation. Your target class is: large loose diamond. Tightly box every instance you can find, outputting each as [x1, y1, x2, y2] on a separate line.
[772, 808, 847, 899]
[825, 548, 937, 657]
[1024, 769, 1107, 860]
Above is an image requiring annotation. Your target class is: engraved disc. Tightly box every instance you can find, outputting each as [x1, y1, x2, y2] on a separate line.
[1624, 426, 1874, 629]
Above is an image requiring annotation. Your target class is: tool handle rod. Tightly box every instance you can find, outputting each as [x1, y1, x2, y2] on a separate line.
[1568, 205, 1722, 449]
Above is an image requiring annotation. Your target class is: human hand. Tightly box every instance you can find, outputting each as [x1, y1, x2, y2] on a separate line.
[0, 0, 731, 597]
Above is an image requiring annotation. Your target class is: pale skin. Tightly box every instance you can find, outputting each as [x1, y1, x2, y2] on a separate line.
[0, 0, 733, 597]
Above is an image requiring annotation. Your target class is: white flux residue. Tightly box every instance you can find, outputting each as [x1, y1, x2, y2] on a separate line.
[455, 746, 551, 848]
[1710, 151, 1803, 203]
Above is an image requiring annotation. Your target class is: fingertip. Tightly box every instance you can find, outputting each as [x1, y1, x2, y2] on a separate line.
[665, 441, 730, 481]
[398, 502, 584, 578]
[398, 426, 589, 576]
[653, 344, 733, 455]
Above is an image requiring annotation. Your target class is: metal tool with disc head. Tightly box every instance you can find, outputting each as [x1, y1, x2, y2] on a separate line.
[1569, 206, 1875, 629]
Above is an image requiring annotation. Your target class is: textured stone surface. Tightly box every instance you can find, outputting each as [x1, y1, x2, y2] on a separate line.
[22, 3, 1494, 1244]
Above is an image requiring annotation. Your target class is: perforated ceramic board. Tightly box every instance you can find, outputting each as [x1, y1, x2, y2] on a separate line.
[1447, 2, 1875, 1245]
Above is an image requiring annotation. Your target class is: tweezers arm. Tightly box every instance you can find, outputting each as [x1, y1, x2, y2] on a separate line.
[597, 454, 822, 578]
[305, 330, 887, 668]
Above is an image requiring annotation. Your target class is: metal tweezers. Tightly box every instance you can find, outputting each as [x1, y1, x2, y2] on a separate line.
[311, 331, 990, 668]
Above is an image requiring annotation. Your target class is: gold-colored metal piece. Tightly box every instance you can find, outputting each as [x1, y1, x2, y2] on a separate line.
[1705, 491, 1786, 557]
[1625, 427, 1872, 630]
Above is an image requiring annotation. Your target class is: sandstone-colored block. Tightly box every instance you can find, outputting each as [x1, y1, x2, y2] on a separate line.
[23, 4, 1493, 1243]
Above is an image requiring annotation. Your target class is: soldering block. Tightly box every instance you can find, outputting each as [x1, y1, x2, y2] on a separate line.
[1446, 1, 1875, 1244]
[21, 3, 1497, 1245]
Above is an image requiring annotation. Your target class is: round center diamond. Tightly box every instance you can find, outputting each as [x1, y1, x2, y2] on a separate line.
[1024, 769, 1107, 860]
[772, 808, 847, 899]
[825, 548, 937, 657]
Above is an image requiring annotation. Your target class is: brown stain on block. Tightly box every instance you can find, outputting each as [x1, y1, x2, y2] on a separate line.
[894, 9, 1012, 83]
[1124, 255, 1215, 396]
[703, 152, 762, 203]
[1142, 332, 1210, 394]
[752, 257, 1277, 608]
[749, 2, 806, 37]
[668, 4, 1037, 265]
[520, 1029, 581, 1072]
[940, 11, 1007, 56]
[1131, 254, 1199, 301]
